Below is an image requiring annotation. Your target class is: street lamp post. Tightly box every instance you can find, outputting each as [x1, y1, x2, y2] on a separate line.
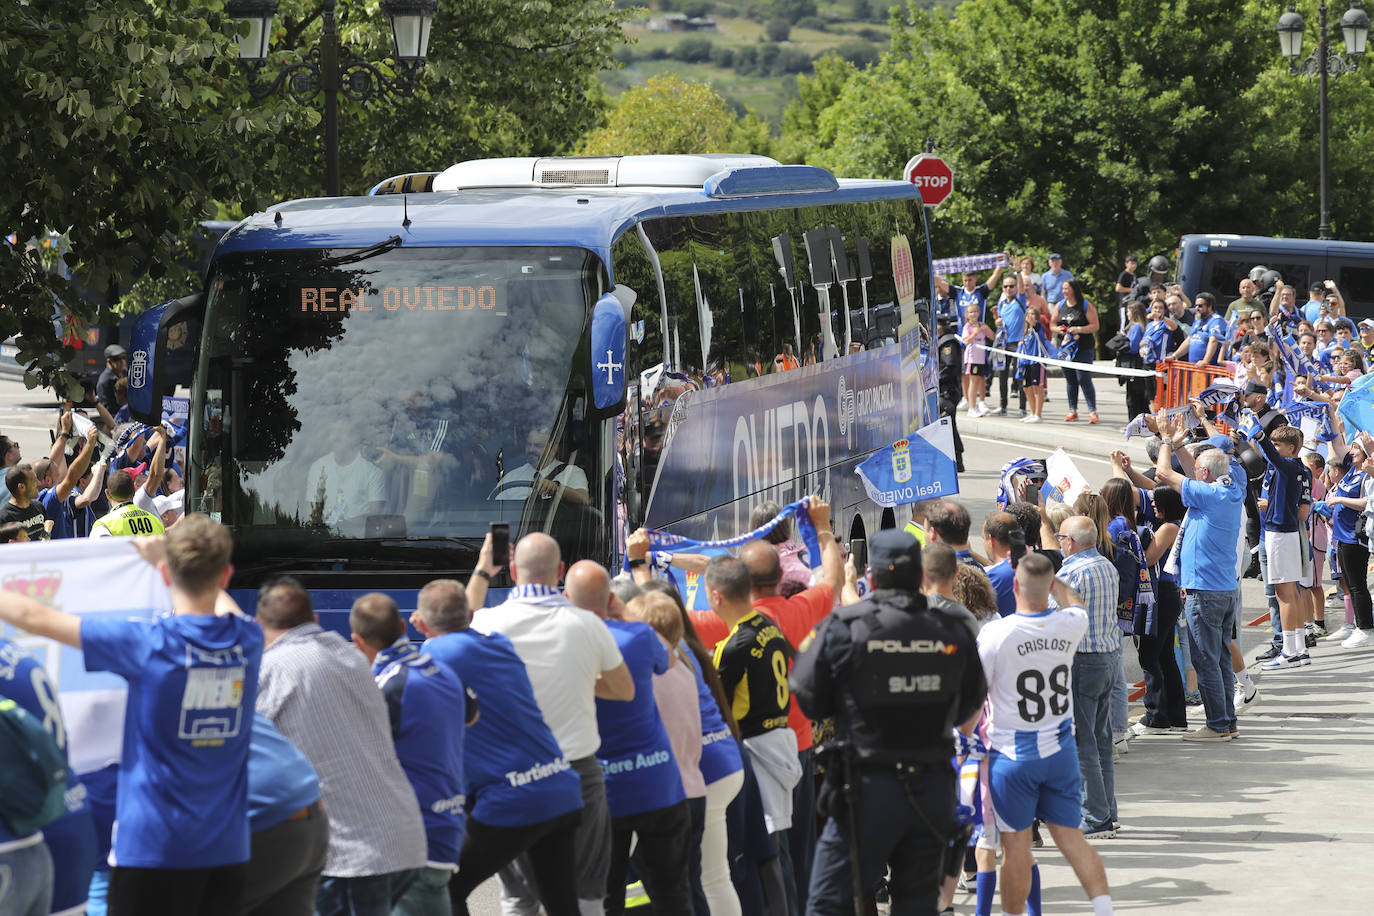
[225, 0, 438, 197]
[1277, 1, 1370, 240]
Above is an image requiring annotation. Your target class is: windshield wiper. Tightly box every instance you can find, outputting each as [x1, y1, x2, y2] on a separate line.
[320, 235, 403, 267]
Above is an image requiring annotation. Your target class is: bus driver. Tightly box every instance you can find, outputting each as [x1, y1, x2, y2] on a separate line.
[492, 427, 589, 506]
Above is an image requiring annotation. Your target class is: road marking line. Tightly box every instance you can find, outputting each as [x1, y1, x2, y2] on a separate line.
[960, 433, 1112, 465]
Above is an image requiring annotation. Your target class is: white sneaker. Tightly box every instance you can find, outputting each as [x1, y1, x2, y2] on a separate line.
[1234, 683, 1259, 712]
[957, 398, 969, 410]
[1326, 624, 1355, 641]
[1113, 731, 1130, 755]
[1024, 414, 1043, 424]
[1341, 628, 1374, 648]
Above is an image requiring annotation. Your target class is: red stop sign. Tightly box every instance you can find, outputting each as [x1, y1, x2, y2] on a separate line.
[902, 154, 954, 207]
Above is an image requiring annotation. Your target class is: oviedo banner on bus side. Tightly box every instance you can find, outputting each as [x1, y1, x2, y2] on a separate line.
[640, 348, 921, 539]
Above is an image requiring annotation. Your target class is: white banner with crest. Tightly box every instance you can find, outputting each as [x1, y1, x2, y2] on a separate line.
[0, 538, 172, 773]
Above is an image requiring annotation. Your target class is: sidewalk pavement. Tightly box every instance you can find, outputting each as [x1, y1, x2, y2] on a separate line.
[962, 362, 1374, 914]
[960, 361, 1143, 460]
[1029, 623, 1374, 914]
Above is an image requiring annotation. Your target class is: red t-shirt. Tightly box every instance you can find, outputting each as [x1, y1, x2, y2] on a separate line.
[690, 584, 835, 752]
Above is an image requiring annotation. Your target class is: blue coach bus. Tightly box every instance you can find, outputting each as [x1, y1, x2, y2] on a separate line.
[128, 155, 936, 622]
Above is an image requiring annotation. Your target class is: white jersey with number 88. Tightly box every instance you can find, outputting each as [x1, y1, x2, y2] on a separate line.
[976, 607, 1089, 761]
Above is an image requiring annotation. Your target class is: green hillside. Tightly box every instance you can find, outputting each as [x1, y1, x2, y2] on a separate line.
[600, 0, 912, 126]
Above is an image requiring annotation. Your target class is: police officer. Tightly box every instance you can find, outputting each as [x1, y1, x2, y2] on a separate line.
[89, 468, 165, 537]
[790, 530, 986, 916]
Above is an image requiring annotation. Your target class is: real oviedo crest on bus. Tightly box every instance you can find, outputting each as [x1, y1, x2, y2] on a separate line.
[855, 418, 959, 508]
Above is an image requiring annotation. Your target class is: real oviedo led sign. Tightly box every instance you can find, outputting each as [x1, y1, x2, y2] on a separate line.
[902, 154, 954, 208]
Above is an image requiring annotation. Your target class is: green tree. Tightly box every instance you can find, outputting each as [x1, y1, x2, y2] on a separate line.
[252, 0, 632, 201]
[0, 0, 631, 391]
[0, 0, 306, 393]
[765, 18, 791, 41]
[793, 0, 1325, 300]
[578, 75, 772, 156]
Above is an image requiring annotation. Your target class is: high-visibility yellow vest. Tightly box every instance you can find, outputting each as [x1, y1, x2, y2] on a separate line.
[904, 520, 927, 545]
[91, 502, 165, 537]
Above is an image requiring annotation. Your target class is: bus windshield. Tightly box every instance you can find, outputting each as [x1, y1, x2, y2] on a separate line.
[190, 245, 606, 581]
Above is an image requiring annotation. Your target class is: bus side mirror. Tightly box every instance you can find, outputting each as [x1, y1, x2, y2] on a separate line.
[127, 293, 203, 426]
[588, 291, 628, 419]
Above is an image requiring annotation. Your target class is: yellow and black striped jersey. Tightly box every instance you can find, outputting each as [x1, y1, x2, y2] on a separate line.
[713, 610, 791, 739]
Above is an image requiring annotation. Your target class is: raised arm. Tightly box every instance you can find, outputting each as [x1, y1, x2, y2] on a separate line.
[1153, 414, 1186, 490]
[74, 458, 107, 510]
[0, 590, 81, 648]
[55, 427, 99, 502]
[1326, 279, 1346, 317]
[808, 495, 845, 595]
[465, 532, 501, 613]
[1110, 449, 1155, 492]
[143, 430, 168, 498]
[47, 411, 74, 472]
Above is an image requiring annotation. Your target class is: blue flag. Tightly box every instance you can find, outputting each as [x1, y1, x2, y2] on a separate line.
[1194, 381, 1242, 410]
[996, 458, 1043, 508]
[1337, 371, 1374, 442]
[855, 418, 960, 507]
[1236, 408, 1263, 441]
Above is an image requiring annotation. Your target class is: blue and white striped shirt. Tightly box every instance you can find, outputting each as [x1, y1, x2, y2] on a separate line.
[1058, 548, 1121, 653]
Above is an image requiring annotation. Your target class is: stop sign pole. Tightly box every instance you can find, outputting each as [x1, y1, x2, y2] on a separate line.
[902, 153, 954, 208]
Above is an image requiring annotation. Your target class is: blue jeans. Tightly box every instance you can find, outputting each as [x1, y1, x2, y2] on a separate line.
[1072, 649, 1118, 829]
[0, 839, 53, 916]
[317, 868, 418, 916]
[1110, 653, 1128, 736]
[1183, 588, 1238, 734]
[1063, 343, 1097, 412]
[393, 866, 452, 916]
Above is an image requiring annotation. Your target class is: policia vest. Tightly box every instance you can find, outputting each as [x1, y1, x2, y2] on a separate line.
[91, 501, 165, 537]
[798, 590, 984, 766]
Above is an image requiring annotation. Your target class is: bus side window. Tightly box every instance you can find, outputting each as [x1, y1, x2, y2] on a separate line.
[1336, 264, 1374, 316]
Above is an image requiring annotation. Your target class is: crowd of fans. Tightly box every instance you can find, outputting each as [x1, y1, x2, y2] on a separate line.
[934, 252, 1374, 432]
[4, 307, 1369, 916]
[0, 344, 183, 545]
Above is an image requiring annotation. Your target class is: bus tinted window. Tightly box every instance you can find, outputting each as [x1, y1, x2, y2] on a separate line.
[191, 245, 608, 576]
[1336, 264, 1374, 317]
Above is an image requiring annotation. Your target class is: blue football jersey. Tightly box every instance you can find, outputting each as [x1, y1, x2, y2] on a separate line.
[81, 613, 262, 868]
[595, 621, 685, 818]
[0, 638, 98, 909]
[423, 629, 582, 829]
[374, 638, 468, 868]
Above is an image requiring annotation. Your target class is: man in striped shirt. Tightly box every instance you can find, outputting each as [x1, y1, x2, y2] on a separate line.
[975, 553, 1114, 916]
[1054, 515, 1121, 839]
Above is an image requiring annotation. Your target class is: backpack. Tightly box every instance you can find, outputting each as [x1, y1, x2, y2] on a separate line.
[0, 697, 69, 836]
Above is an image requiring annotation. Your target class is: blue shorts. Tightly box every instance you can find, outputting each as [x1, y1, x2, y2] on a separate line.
[986, 745, 1081, 832]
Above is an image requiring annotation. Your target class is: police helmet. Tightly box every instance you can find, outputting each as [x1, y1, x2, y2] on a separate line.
[1260, 269, 1282, 290]
[1147, 255, 1169, 275]
[1249, 265, 1268, 284]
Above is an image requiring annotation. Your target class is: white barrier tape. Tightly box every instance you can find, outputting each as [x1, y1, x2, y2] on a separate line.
[973, 344, 1161, 378]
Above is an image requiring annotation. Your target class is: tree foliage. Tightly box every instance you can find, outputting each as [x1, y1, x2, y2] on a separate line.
[0, 0, 629, 392]
[234, 0, 632, 201]
[781, 0, 1374, 305]
[578, 75, 774, 156]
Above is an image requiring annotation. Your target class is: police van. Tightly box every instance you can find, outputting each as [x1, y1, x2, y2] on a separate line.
[1176, 234, 1374, 319]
